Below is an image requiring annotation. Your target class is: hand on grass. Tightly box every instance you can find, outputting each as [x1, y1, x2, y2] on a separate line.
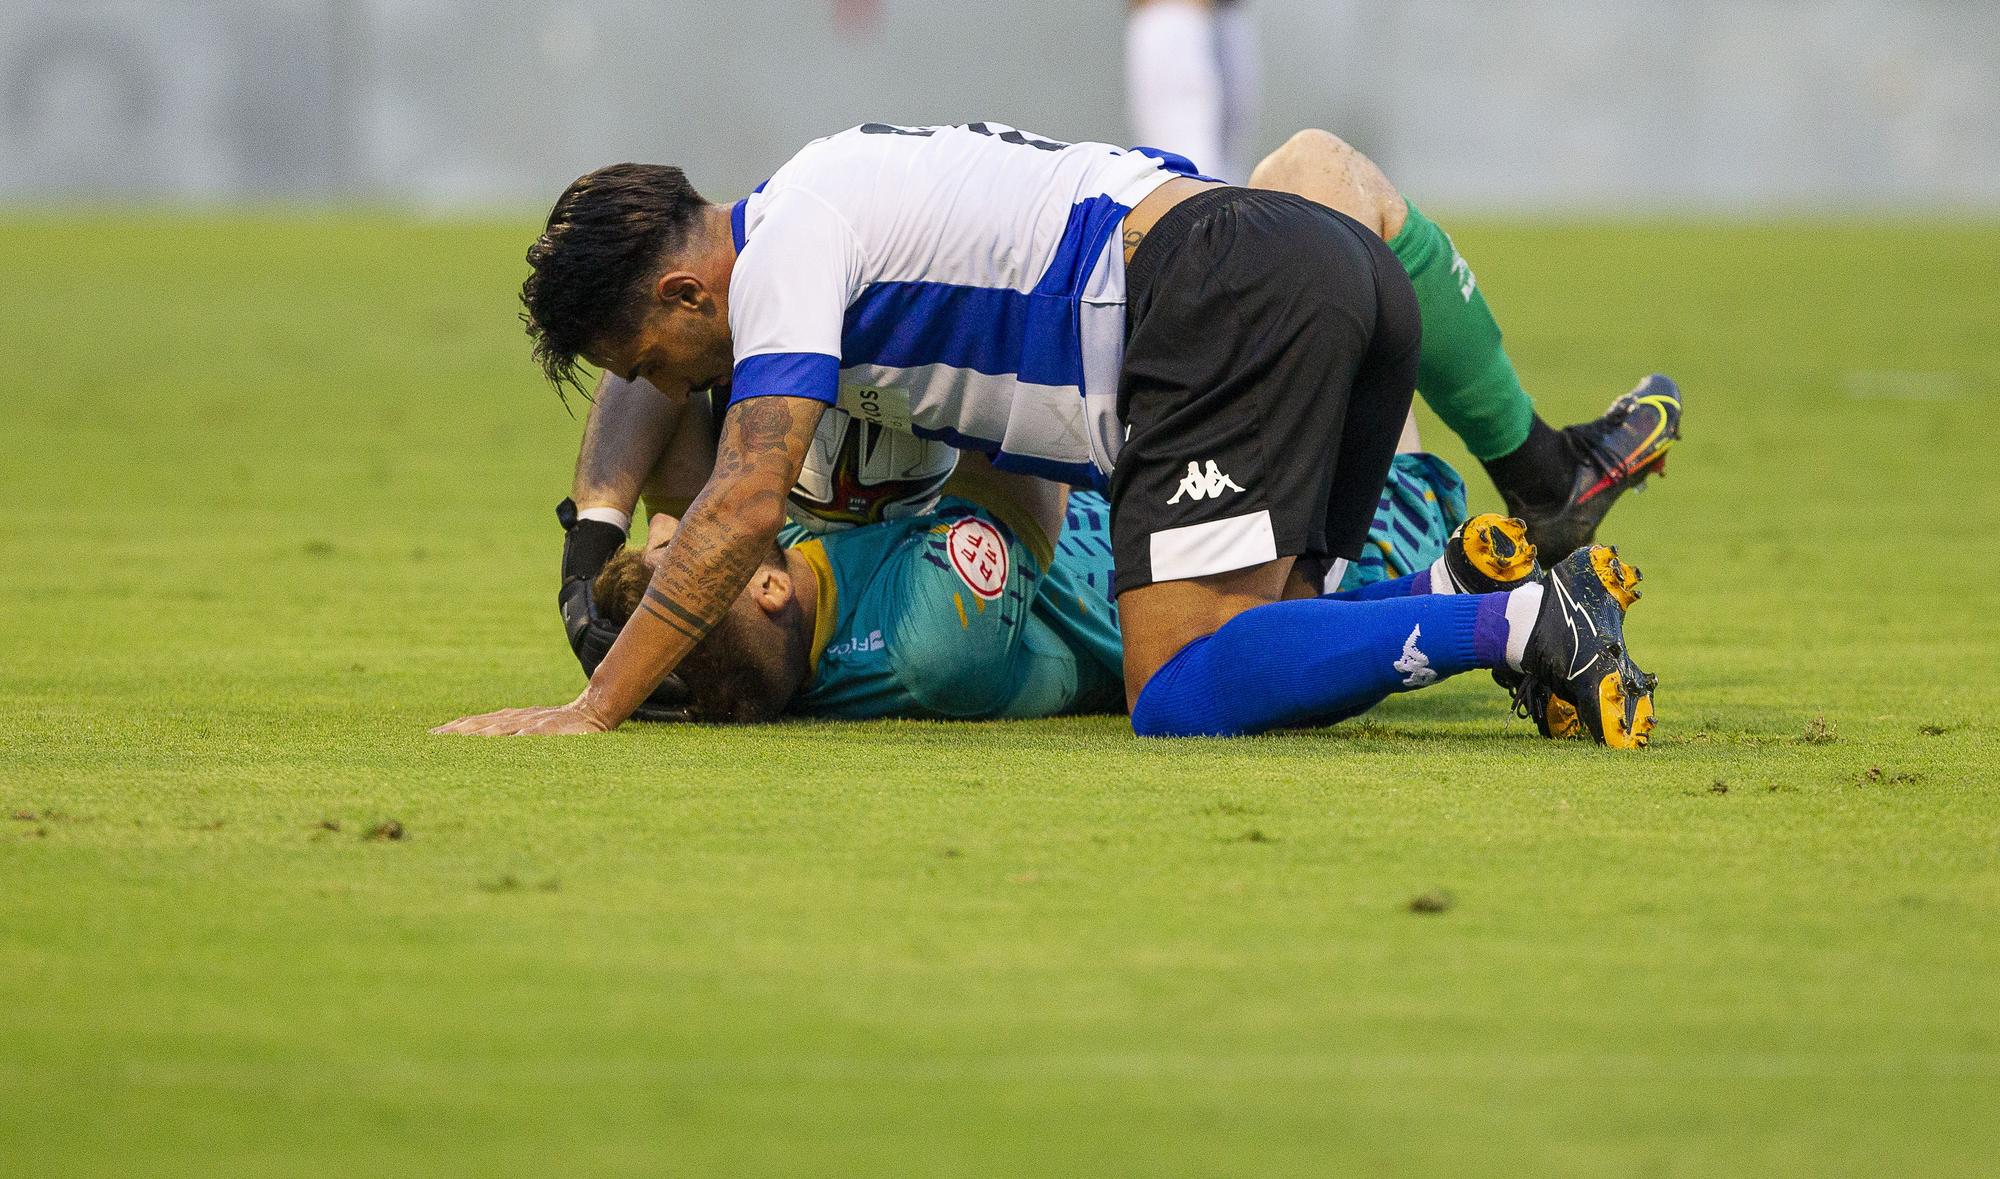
[431, 701, 611, 736]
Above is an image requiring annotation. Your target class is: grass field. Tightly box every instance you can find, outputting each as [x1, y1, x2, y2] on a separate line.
[3, 213, 1998, 1176]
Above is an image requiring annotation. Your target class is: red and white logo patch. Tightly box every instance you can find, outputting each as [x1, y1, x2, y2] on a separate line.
[946, 517, 1008, 601]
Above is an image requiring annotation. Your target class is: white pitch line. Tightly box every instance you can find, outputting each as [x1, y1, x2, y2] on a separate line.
[1842, 370, 1970, 401]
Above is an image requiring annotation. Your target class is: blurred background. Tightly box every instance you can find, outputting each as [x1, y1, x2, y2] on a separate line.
[3, 0, 1996, 213]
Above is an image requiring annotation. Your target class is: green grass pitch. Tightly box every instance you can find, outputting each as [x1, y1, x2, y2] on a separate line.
[3, 213, 1997, 1176]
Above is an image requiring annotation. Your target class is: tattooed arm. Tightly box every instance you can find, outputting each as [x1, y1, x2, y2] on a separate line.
[435, 395, 826, 735]
[579, 394, 822, 723]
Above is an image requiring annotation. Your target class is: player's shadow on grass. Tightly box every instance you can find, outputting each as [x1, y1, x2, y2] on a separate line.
[616, 677, 1587, 751]
[1246, 684, 1561, 749]
[1330, 681, 1521, 728]
[631, 680, 1548, 749]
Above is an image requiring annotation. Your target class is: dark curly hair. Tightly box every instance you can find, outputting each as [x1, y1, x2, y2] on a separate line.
[521, 163, 710, 393]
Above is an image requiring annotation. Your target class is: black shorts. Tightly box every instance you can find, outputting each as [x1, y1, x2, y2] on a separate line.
[1109, 187, 1421, 595]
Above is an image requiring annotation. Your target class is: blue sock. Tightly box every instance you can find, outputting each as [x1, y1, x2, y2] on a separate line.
[1130, 593, 1514, 737]
[1323, 569, 1430, 601]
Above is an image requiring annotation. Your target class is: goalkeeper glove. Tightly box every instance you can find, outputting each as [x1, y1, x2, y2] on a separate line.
[555, 497, 694, 722]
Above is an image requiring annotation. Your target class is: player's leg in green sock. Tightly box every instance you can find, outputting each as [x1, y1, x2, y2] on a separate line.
[1386, 200, 1570, 506]
[1247, 131, 1572, 507]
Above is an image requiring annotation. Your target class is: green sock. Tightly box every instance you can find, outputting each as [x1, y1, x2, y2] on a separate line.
[1386, 200, 1534, 461]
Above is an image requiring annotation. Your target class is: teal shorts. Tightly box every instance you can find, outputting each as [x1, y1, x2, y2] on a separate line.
[1334, 452, 1468, 592]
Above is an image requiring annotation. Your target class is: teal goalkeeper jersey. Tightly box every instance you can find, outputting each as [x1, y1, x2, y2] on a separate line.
[788, 493, 1124, 720]
[782, 454, 1462, 720]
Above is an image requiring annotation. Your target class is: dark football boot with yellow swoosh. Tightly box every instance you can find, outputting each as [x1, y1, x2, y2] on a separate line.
[1508, 375, 1682, 561]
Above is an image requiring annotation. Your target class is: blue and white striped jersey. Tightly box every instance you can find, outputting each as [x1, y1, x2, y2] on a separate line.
[725, 122, 1199, 489]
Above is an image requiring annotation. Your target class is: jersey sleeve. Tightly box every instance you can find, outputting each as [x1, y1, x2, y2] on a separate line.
[726, 188, 862, 407]
[882, 501, 1049, 718]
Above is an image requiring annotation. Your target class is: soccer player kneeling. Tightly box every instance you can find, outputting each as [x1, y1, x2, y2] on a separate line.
[438, 121, 1656, 745]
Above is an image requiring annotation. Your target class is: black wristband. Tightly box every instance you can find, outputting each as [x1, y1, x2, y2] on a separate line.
[552, 497, 692, 718]
[558, 498, 628, 585]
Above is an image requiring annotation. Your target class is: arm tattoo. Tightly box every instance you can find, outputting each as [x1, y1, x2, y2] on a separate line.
[639, 587, 708, 641]
[1122, 227, 1145, 261]
[643, 396, 820, 643]
[581, 394, 823, 724]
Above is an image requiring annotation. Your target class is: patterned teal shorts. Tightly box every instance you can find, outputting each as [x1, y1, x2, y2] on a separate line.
[1335, 452, 1469, 592]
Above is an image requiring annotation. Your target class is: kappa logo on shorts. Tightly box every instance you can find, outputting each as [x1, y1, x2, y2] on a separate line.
[1167, 460, 1245, 505]
[947, 516, 1008, 601]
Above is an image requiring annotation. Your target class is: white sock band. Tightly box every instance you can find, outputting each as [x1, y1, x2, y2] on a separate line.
[1503, 583, 1544, 672]
[1126, 1, 1224, 178]
[1426, 554, 1460, 594]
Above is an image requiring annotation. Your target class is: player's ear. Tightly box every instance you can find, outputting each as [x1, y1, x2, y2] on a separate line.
[747, 565, 794, 616]
[654, 270, 706, 311]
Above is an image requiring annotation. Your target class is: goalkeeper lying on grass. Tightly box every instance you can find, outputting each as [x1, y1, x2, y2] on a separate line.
[574, 415, 1507, 724]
